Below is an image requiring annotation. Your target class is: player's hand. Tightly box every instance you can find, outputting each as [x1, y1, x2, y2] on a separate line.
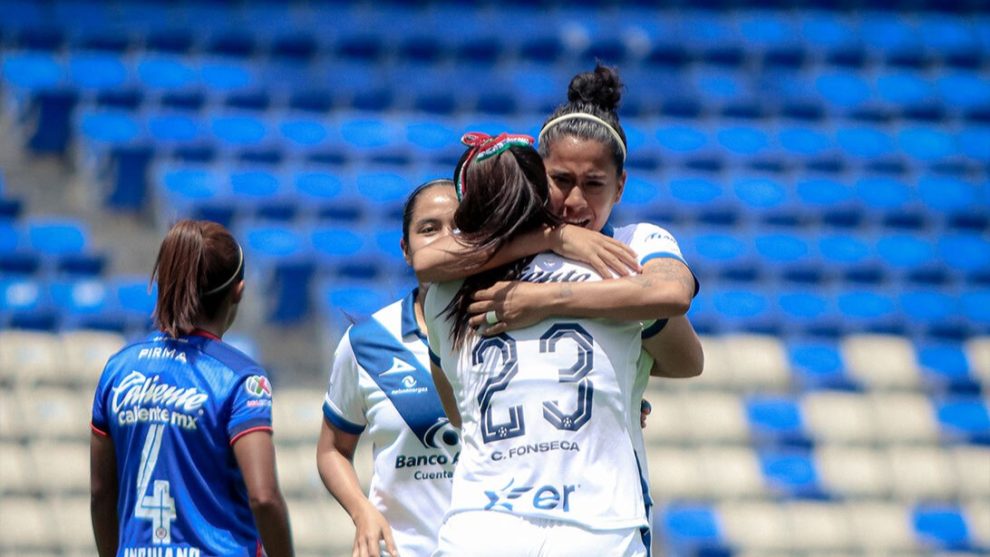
[352, 503, 399, 557]
[550, 224, 640, 278]
[468, 281, 546, 336]
[640, 399, 652, 429]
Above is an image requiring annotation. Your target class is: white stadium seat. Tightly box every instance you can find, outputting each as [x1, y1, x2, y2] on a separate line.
[646, 447, 708, 501]
[785, 501, 855, 551]
[964, 336, 990, 386]
[59, 329, 125, 388]
[31, 440, 91, 495]
[950, 444, 990, 500]
[870, 392, 941, 444]
[0, 330, 64, 386]
[700, 446, 766, 500]
[0, 441, 39, 494]
[18, 387, 91, 440]
[842, 334, 921, 391]
[52, 495, 96, 552]
[887, 445, 959, 501]
[720, 333, 792, 391]
[0, 496, 54, 552]
[683, 391, 751, 444]
[804, 390, 878, 445]
[817, 445, 893, 498]
[845, 501, 918, 554]
[639, 389, 692, 445]
[719, 501, 792, 551]
[272, 386, 325, 443]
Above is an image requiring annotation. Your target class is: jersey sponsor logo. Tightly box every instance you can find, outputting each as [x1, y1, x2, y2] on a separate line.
[490, 439, 581, 461]
[381, 356, 417, 376]
[137, 346, 188, 364]
[645, 230, 677, 246]
[244, 375, 272, 398]
[122, 547, 201, 557]
[111, 371, 207, 430]
[518, 268, 593, 284]
[483, 478, 578, 512]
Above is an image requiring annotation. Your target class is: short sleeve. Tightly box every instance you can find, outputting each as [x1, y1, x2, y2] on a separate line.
[90, 364, 113, 435]
[322, 331, 367, 435]
[629, 223, 688, 266]
[228, 371, 274, 444]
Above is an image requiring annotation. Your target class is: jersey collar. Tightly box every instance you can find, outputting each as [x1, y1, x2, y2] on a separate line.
[401, 288, 427, 341]
[601, 221, 615, 238]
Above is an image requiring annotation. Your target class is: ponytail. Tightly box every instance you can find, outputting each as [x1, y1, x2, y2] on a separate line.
[152, 220, 243, 338]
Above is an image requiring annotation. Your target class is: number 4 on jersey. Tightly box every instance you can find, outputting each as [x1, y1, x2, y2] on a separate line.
[135, 423, 177, 544]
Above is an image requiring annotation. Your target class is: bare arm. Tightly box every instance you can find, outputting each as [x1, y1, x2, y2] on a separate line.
[233, 431, 294, 557]
[90, 432, 119, 557]
[431, 362, 461, 429]
[468, 258, 696, 334]
[642, 315, 704, 378]
[411, 224, 639, 283]
[316, 419, 399, 557]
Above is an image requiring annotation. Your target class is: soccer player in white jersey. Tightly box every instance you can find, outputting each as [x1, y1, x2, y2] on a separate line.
[422, 131, 696, 557]
[414, 66, 703, 554]
[90, 220, 294, 557]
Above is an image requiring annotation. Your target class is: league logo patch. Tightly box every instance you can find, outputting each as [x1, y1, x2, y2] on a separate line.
[245, 375, 272, 398]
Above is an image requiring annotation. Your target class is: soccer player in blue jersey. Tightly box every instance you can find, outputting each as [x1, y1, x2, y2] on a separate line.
[422, 132, 698, 556]
[91, 220, 294, 557]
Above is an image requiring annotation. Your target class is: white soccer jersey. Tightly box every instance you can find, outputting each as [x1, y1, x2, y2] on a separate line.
[324, 290, 459, 557]
[424, 223, 688, 533]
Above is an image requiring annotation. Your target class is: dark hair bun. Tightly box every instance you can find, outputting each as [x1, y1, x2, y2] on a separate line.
[567, 64, 623, 112]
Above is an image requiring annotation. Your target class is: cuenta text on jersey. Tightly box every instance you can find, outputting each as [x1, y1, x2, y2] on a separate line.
[491, 440, 580, 461]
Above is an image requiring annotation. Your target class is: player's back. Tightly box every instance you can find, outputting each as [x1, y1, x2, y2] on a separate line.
[425, 254, 649, 531]
[92, 331, 273, 556]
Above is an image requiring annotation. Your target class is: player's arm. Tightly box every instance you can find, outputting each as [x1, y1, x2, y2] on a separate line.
[90, 430, 119, 557]
[233, 431, 294, 557]
[411, 223, 639, 283]
[316, 420, 399, 557]
[431, 362, 461, 429]
[468, 257, 696, 334]
[642, 315, 704, 378]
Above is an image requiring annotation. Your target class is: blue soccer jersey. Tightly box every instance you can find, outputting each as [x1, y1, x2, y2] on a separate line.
[91, 330, 274, 557]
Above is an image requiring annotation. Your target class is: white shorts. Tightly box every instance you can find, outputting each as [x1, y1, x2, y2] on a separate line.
[432, 510, 648, 557]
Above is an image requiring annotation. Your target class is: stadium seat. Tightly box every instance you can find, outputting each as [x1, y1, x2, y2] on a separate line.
[290, 169, 364, 223]
[950, 445, 990, 500]
[855, 174, 923, 229]
[18, 387, 88, 440]
[685, 228, 758, 282]
[916, 341, 980, 394]
[718, 501, 791, 552]
[0, 329, 63, 386]
[310, 225, 379, 280]
[59, 329, 125, 389]
[870, 392, 941, 444]
[964, 336, 990, 387]
[803, 391, 877, 445]
[31, 440, 88, 494]
[846, 501, 918, 554]
[777, 289, 842, 337]
[818, 232, 884, 284]
[898, 124, 959, 163]
[786, 337, 855, 390]
[112, 275, 156, 334]
[935, 397, 990, 444]
[51, 495, 93, 553]
[794, 176, 861, 227]
[0, 441, 39, 494]
[745, 395, 810, 447]
[638, 390, 690, 446]
[668, 175, 736, 225]
[874, 70, 937, 114]
[317, 281, 393, 339]
[758, 448, 827, 499]
[843, 334, 921, 390]
[241, 224, 313, 322]
[699, 446, 767, 500]
[353, 169, 414, 225]
[275, 443, 325, 498]
[731, 175, 802, 226]
[682, 391, 750, 444]
[816, 445, 892, 498]
[708, 287, 779, 334]
[940, 234, 990, 283]
[917, 173, 989, 231]
[0, 496, 52, 552]
[912, 504, 975, 552]
[899, 289, 962, 338]
[938, 72, 990, 117]
[754, 231, 823, 283]
[888, 445, 959, 501]
[785, 501, 855, 552]
[646, 447, 708, 501]
[26, 217, 105, 276]
[49, 279, 122, 332]
[271, 387, 325, 444]
[658, 503, 728, 556]
[290, 499, 352, 553]
[0, 277, 54, 330]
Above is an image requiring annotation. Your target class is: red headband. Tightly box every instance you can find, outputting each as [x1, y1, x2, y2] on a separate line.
[455, 132, 535, 201]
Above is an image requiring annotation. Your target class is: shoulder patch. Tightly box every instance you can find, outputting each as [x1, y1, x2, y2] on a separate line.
[244, 375, 272, 398]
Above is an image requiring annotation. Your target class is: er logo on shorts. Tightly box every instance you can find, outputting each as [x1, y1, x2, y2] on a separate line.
[484, 480, 577, 512]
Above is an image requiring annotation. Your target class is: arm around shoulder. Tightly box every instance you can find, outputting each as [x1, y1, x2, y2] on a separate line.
[643, 315, 704, 378]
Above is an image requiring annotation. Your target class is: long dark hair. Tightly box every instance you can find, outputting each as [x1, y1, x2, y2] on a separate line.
[538, 63, 627, 175]
[151, 219, 244, 338]
[443, 139, 561, 348]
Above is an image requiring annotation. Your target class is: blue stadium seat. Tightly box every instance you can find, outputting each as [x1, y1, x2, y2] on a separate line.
[818, 232, 882, 283]
[68, 51, 129, 95]
[229, 168, 294, 221]
[49, 278, 123, 332]
[404, 118, 461, 163]
[794, 176, 861, 227]
[318, 281, 394, 336]
[836, 290, 901, 335]
[758, 448, 827, 499]
[199, 57, 258, 95]
[716, 124, 772, 160]
[278, 116, 335, 159]
[210, 113, 276, 159]
[855, 175, 923, 229]
[937, 73, 990, 117]
[916, 341, 981, 394]
[960, 289, 990, 329]
[310, 226, 379, 280]
[658, 504, 727, 556]
[875, 233, 939, 282]
[686, 228, 758, 282]
[917, 174, 989, 230]
[0, 219, 39, 275]
[745, 396, 811, 447]
[898, 289, 963, 339]
[754, 231, 821, 283]
[709, 285, 779, 334]
[0, 277, 54, 330]
[898, 125, 959, 164]
[147, 112, 208, 150]
[156, 165, 228, 226]
[668, 175, 736, 225]
[136, 53, 198, 95]
[874, 70, 937, 113]
[777, 124, 835, 161]
[816, 71, 872, 112]
[859, 12, 924, 66]
[912, 505, 974, 552]
[615, 176, 665, 223]
[738, 10, 804, 65]
[732, 174, 804, 226]
[799, 11, 862, 63]
[1, 51, 64, 95]
[354, 169, 414, 226]
[786, 337, 855, 390]
[939, 234, 990, 283]
[78, 110, 142, 150]
[919, 15, 981, 65]
[338, 116, 405, 159]
[290, 169, 364, 223]
[835, 125, 896, 161]
[777, 289, 842, 338]
[935, 397, 990, 444]
[241, 224, 313, 323]
[958, 125, 990, 162]
[370, 228, 413, 281]
[26, 218, 104, 276]
[113, 275, 156, 333]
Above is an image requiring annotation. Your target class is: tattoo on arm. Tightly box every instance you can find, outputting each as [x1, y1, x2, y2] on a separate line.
[637, 259, 694, 291]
